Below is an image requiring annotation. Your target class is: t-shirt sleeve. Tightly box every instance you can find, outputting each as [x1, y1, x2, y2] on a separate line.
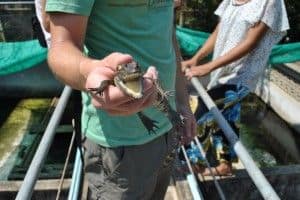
[261, 0, 290, 33]
[214, 0, 230, 17]
[45, 0, 95, 16]
[245, 0, 289, 33]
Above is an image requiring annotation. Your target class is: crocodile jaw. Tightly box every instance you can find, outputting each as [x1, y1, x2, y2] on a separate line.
[114, 76, 143, 99]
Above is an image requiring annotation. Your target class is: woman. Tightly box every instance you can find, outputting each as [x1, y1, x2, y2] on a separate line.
[182, 0, 289, 175]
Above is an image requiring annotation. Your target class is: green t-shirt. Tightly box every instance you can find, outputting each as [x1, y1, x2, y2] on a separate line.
[46, 0, 177, 147]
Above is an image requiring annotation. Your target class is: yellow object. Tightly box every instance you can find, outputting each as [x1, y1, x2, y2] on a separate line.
[189, 95, 198, 114]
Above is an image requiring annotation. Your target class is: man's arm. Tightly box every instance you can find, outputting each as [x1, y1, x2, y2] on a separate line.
[173, 28, 197, 143]
[47, 13, 157, 115]
[47, 13, 91, 90]
[40, 0, 50, 32]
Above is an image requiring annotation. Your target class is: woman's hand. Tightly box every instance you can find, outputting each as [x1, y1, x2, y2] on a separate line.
[181, 57, 198, 72]
[184, 63, 214, 79]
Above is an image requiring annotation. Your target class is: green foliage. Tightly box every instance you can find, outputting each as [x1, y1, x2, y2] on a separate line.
[178, 0, 299, 43]
[285, 0, 300, 42]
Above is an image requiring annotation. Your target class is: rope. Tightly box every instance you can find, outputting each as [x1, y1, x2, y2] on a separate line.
[56, 119, 76, 200]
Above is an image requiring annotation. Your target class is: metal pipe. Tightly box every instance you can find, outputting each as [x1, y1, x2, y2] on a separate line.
[15, 86, 73, 200]
[181, 146, 205, 200]
[0, 1, 34, 4]
[190, 77, 280, 200]
[68, 147, 83, 200]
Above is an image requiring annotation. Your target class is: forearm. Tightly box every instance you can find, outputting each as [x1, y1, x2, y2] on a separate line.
[192, 23, 219, 63]
[208, 41, 253, 71]
[207, 22, 269, 71]
[47, 13, 96, 91]
[40, 0, 50, 32]
[48, 40, 91, 91]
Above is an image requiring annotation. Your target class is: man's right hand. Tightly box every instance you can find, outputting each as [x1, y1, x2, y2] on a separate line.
[82, 52, 158, 116]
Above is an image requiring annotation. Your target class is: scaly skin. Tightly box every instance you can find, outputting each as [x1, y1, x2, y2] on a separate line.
[88, 61, 183, 134]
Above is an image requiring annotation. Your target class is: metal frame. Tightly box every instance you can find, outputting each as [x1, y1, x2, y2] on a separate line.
[15, 86, 72, 200]
[190, 77, 280, 200]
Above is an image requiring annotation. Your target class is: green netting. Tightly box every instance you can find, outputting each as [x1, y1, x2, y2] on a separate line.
[176, 26, 300, 64]
[0, 40, 47, 76]
[0, 27, 299, 76]
[176, 26, 210, 57]
[269, 42, 300, 64]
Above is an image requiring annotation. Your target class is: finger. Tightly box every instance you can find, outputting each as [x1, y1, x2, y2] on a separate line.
[184, 70, 194, 80]
[181, 64, 190, 73]
[103, 52, 133, 71]
[111, 88, 156, 112]
[89, 64, 157, 110]
[90, 85, 136, 108]
[90, 75, 157, 109]
[105, 108, 136, 116]
[105, 93, 156, 116]
[84, 63, 116, 84]
[143, 66, 158, 80]
[140, 88, 157, 108]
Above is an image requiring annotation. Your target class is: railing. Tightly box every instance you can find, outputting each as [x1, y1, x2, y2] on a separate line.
[14, 80, 281, 199]
[190, 77, 281, 200]
[15, 86, 72, 200]
[0, 1, 34, 5]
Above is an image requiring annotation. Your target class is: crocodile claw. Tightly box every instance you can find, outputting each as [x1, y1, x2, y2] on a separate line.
[88, 80, 112, 96]
[137, 112, 159, 134]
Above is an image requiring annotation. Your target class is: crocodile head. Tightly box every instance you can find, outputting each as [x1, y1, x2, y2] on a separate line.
[114, 61, 144, 99]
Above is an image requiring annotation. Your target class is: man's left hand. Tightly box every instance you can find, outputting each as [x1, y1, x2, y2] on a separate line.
[178, 105, 197, 145]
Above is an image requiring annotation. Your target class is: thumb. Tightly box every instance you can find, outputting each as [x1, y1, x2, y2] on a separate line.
[143, 66, 158, 80]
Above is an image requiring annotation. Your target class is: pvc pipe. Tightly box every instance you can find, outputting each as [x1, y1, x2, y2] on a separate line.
[15, 86, 72, 200]
[181, 146, 205, 200]
[191, 77, 280, 200]
[68, 148, 83, 200]
[187, 174, 203, 200]
[194, 137, 226, 200]
[0, 1, 34, 4]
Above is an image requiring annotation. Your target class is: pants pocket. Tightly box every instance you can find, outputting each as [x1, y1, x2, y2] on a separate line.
[102, 146, 125, 180]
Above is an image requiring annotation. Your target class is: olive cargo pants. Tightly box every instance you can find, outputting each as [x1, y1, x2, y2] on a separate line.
[83, 128, 179, 200]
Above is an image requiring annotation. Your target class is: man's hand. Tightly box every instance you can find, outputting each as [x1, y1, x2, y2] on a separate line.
[83, 52, 158, 116]
[178, 105, 197, 145]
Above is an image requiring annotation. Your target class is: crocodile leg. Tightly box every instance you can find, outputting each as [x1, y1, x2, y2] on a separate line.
[137, 112, 159, 134]
[88, 80, 113, 96]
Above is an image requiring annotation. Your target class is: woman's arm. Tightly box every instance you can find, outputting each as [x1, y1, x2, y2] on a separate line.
[181, 23, 220, 70]
[185, 21, 269, 78]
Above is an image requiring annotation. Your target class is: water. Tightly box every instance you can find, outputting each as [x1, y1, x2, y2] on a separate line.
[0, 98, 74, 180]
[240, 94, 300, 167]
[0, 94, 299, 180]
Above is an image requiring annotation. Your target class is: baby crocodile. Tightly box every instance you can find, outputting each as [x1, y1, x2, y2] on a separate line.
[88, 61, 184, 134]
